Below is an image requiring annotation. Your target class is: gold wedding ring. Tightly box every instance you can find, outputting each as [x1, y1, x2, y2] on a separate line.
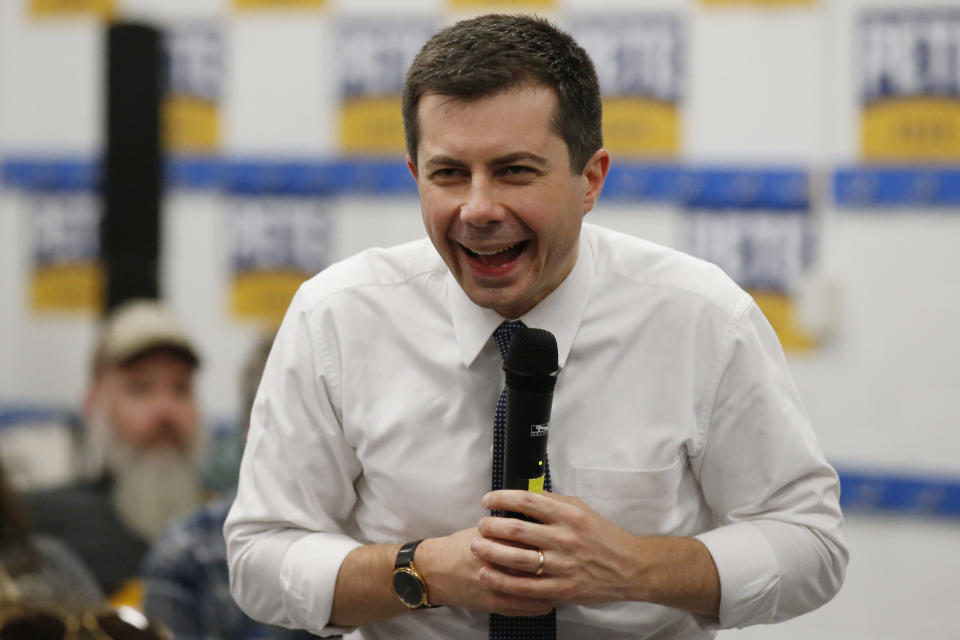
[535, 549, 545, 576]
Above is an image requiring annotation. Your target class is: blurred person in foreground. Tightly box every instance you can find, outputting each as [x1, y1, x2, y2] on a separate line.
[226, 14, 848, 640]
[25, 299, 204, 605]
[2, 459, 173, 639]
[142, 334, 322, 639]
[0, 458, 102, 608]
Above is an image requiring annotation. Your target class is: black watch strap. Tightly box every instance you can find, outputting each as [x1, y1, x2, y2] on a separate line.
[395, 539, 422, 569]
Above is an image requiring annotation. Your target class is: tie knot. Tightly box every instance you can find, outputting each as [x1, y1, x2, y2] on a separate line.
[493, 320, 525, 361]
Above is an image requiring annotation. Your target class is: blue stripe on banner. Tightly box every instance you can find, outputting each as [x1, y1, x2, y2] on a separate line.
[222, 157, 417, 196]
[677, 167, 810, 210]
[2, 156, 809, 207]
[834, 166, 960, 207]
[1, 157, 100, 192]
[1, 156, 424, 195]
[7, 157, 960, 206]
[0, 406, 78, 429]
[836, 468, 960, 518]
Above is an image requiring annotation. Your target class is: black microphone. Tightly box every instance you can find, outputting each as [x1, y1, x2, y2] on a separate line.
[501, 327, 558, 519]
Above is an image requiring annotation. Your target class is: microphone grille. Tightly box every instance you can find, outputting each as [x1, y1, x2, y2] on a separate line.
[505, 327, 558, 375]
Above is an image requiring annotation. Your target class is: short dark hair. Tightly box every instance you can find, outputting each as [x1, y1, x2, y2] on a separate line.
[402, 14, 602, 172]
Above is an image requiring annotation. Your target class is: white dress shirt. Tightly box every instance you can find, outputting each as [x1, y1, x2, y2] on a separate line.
[225, 223, 848, 640]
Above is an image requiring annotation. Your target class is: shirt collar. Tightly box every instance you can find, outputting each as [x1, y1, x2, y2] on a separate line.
[446, 229, 594, 369]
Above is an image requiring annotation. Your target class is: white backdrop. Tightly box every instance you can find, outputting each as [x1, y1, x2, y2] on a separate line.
[1, 0, 959, 482]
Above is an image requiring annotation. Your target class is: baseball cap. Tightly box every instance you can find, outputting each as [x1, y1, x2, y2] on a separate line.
[92, 299, 200, 374]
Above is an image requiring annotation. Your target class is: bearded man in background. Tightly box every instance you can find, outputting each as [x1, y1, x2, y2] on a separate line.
[25, 298, 204, 605]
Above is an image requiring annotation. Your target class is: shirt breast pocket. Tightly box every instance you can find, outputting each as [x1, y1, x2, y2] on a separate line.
[573, 455, 686, 535]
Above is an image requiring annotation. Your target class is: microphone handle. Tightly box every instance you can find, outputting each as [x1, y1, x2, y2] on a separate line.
[502, 386, 553, 520]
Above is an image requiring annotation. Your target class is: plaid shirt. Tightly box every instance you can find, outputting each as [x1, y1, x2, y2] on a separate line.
[142, 493, 323, 640]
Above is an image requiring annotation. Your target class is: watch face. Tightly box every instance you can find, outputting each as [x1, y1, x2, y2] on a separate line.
[393, 570, 425, 608]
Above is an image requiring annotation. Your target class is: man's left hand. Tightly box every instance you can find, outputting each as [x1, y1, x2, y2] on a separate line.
[473, 490, 646, 605]
[473, 490, 721, 617]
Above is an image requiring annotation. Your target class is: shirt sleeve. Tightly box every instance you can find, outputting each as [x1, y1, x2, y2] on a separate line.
[225, 288, 363, 637]
[692, 302, 849, 629]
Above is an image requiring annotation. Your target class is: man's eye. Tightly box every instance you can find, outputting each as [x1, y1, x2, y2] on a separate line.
[431, 168, 463, 179]
[503, 165, 535, 176]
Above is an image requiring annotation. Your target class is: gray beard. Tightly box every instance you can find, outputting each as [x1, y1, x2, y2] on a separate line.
[109, 444, 202, 541]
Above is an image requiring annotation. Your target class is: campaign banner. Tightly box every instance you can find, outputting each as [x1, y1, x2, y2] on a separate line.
[700, 0, 815, 6]
[448, 0, 555, 7]
[337, 17, 440, 154]
[29, 192, 103, 313]
[568, 14, 684, 158]
[680, 170, 817, 351]
[164, 20, 223, 154]
[683, 209, 817, 350]
[860, 10, 960, 162]
[233, 0, 326, 9]
[30, 0, 113, 17]
[228, 196, 333, 325]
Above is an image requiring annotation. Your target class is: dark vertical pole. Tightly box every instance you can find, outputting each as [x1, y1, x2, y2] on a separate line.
[102, 22, 164, 312]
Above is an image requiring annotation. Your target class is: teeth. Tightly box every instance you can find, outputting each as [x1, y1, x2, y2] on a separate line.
[469, 243, 519, 256]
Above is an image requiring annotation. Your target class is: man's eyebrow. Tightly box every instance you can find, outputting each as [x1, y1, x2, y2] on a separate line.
[423, 155, 467, 170]
[490, 152, 550, 168]
[423, 152, 551, 171]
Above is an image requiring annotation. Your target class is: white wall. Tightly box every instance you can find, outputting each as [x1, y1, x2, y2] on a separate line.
[1, 0, 959, 481]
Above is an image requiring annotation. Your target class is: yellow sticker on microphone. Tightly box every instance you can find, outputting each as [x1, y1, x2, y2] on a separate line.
[528, 475, 545, 494]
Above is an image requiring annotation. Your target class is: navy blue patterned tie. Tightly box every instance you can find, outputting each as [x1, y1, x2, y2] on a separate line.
[490, 321, 556, 640]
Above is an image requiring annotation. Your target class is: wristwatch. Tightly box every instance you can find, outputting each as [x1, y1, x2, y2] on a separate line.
[392, 540, 436, 609]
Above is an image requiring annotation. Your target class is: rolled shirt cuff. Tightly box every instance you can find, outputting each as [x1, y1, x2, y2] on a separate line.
[279, 532, 364, 636]
[696, 521, 781, 629]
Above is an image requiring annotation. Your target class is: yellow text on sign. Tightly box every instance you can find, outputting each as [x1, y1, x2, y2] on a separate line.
[341, 97, 406, 154]
[234, 0, 326, 9]
[32, 263, 103, 313]
[165, 97, 219, 153]
[31, 0, 113, 17]
[233, 269, 309, 327]
[448, 0, 554, 8]
[602, 97, 679, 158]
[750, 291, 816, 352]
[701, 0, 816, 6]
[861, 97, 960, 162]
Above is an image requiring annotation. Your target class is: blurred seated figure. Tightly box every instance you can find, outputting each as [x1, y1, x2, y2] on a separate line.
[2, 457, 173, 640]
[0, 458, 102, 609]
[25, 299, 204, 605]
[142, 333, 322, 639]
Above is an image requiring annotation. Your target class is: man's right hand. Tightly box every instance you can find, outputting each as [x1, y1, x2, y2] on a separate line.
[329, 527, 554, 628]
[418, 527, 556, 617]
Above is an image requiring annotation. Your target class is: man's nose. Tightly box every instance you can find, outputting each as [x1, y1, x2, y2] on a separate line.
[459, 177, 505, 227]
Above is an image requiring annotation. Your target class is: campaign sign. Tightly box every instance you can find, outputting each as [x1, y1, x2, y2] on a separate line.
[681, 169, 817, 350]
[30, 0, 113, 17]
[228, 196, 333, 325]
[860, 10, 960, 161]
[164, 20, 222, 154]
[29, 192, 103, 313]
[338, 17, 439, 154]
[233, 0, 326, 9]
[569, 14, 684, 158]
[700, 0, 815, 6]
[448, 0, 555, 7]
[684, 209, 818, 350]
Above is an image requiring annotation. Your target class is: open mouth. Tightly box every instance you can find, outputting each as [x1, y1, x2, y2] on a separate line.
[460, 241, 529, 268]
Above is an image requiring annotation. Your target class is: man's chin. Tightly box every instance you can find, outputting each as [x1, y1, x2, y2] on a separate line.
[463, 283, 538, 319]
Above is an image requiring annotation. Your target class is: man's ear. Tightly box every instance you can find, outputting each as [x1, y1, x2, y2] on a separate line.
[406, 154, 418, 181]
[582, 148, 611, 214]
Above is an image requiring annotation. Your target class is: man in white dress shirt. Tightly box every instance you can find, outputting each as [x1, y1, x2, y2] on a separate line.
[226, 14, 847, 640]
